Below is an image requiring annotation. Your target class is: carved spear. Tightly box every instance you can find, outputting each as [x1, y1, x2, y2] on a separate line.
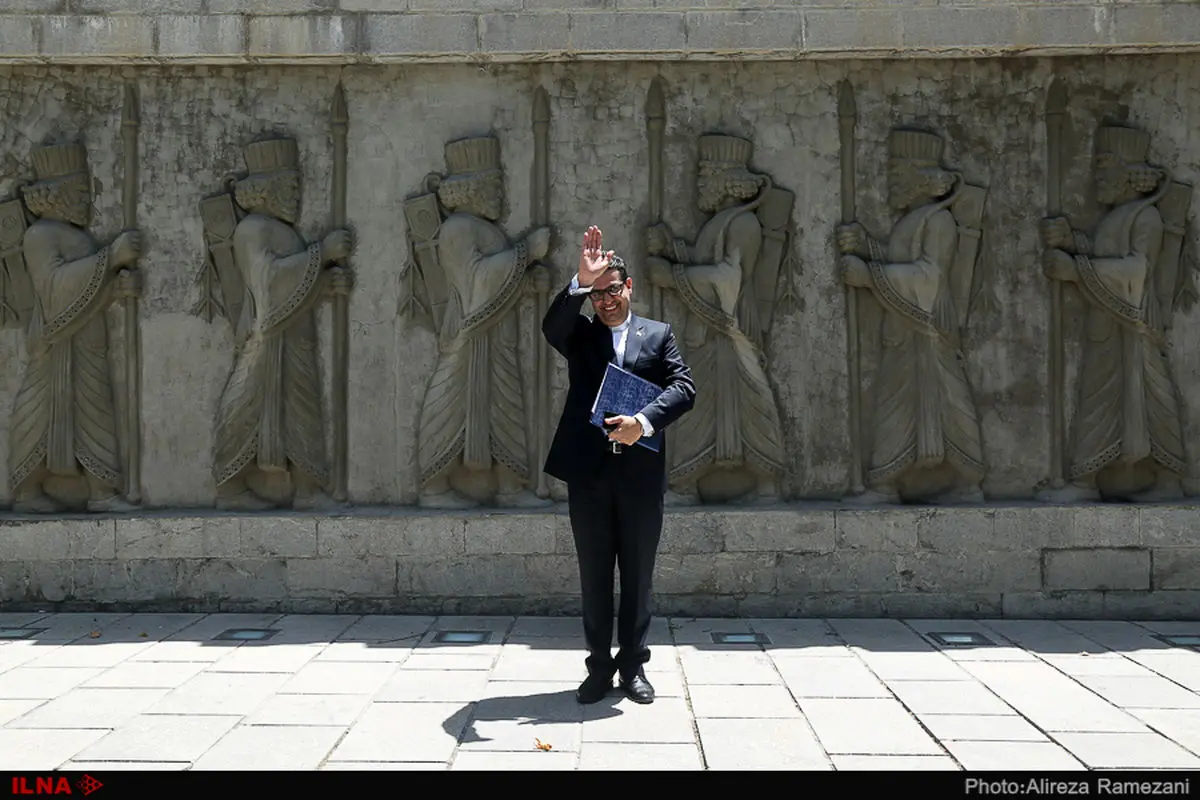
[121, 84, 142, 504]
[330, 82, 352, 502]
[1046, 78, 1067, 490]
[646, 77, 665, 320]
[838, 80, 864, 496]
[532, 86, 551, 498]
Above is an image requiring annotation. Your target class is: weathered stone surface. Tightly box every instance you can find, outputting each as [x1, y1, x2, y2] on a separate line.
[0, 561, 72, 604]
[157, 15, 246, 60]
[465, 515, 558, 554]
[361, 13, 478, 57]
[480, 12, 570, 55]
[914, 509, 998, 553]
[40, 15, 155, 58]
[318, 516, 466, 558]
[804, 8, 902, 51]
[570, 11, 686, 53]
[0, 520, 115, 561]
[71, 560, 180, 602]
[177, 558, 288, 600]
[247, 15, 356, 58]
[1063, 507, 1144, 548]
[1001, 591, 1107, 619]
[660, 512, 724, 554]
[835, 509, 917, 552]
[777, 552, 900, 594]
[685, 10, 802, 52]
[1044, 548, 1151, 591]
[286, 557, 396, 596]
[1152, 550, 1200, 591]
[240, 518, 319, 559]
[0, 2, 1193, 64]
[721, 511, 835, 553]
[1141, 507, 1198, 548]
[210, 0, 334, 11]
[398, 555, 532, 596]
[0, 501, 1198, 614]
[115, 518, 237, 560]
[0, 16, 39, 57]
[897, 551, 1041, 593]
[75, 0, 204, 12]
[654, 553, 777, 595]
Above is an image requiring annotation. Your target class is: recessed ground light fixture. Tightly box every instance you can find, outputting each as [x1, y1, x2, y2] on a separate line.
[711, 632, 771, 645]
[1153, 634, 1200, 649]
[213, 628, 279, 641]
[928, 632, 994, 647]
[432, 630, 491, 644]
[0, 628, 43, 640]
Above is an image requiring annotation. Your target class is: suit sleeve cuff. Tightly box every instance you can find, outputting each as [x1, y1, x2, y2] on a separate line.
[635, 412, 654, 437]
[568, 275, 592, 296]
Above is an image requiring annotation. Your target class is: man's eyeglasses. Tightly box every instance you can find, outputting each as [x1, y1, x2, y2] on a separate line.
[588, 285, 624, 302]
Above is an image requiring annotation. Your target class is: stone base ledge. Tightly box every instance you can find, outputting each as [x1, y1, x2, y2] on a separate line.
[0, 4, 1197, 64]
[1, 502, 1199, 618]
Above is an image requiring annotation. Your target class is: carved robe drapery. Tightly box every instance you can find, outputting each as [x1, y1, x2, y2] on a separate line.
[1067, 201, 1187, 479]
[9, 220, 121, 491]
[862, 205, 984, 485]
[667, 205, 785, 482]
[213, 214, 328, 488]
[417, 212, 531, 483]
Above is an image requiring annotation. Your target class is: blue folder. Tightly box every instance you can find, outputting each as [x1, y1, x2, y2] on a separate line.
[590, 362, 664, 453]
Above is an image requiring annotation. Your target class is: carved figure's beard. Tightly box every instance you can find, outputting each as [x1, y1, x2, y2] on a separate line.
[472, 197, 502, 221]
[697, 184, 723, 214]
[1095, 179, 1126, 207]
[269, 198, 299, 224]
[59, 203, 91, 228]
[888, 182, 924, 211]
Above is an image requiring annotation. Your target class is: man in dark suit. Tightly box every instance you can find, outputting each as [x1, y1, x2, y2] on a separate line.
[543, 225, 696, 705]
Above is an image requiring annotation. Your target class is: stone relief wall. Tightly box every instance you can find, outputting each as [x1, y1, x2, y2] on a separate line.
[0, 58, 1199, 510]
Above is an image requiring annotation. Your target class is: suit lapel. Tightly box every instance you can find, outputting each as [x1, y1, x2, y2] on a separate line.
[593, 316, 616, 363]
[622, 315, 646, 370]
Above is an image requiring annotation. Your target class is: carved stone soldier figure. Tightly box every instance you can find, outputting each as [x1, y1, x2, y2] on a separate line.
[1039, 125, 1194, 502]
[201, 138, 352, 510]
[645, 134, 791, 505]
[837, 129, 987, 505]
[406, 136, 551, 508]
[7, 143, 142, 513]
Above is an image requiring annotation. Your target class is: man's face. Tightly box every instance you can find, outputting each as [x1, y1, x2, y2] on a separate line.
[589, 268, 632, 327]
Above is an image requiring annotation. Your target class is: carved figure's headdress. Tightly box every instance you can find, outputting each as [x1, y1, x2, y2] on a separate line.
[31, 143, 88, 180]
[889, 129, 944, 165]
[445, 136, 501, 176]
[1096, 125, 1151, 164]
[244, 138, 299, 175]
[698, 134, 753, 168]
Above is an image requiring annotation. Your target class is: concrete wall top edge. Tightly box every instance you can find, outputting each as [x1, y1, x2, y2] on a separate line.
[1, 3, 1195, 64]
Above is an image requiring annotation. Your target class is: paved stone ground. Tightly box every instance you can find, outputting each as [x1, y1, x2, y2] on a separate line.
[4, 613, 1200, 770]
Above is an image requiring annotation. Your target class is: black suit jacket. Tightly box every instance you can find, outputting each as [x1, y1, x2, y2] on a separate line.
[542, 284, 696, 491]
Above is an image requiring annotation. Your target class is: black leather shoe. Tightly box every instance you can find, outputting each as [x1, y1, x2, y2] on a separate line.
[576, 673, 613, 704]
[619, 672, 655, 704]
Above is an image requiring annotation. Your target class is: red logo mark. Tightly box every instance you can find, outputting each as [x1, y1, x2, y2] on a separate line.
[9, 775, 101, 796]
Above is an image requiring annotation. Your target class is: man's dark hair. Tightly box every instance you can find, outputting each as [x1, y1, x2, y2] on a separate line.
[607, 254, 628, 282]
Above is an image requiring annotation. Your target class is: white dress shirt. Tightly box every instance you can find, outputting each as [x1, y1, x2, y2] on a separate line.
[569, 276, 655, 438]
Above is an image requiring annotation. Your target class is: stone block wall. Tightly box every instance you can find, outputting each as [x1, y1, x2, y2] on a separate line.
[3, 504, 1199, 618]
[0, 2, 1197, 64]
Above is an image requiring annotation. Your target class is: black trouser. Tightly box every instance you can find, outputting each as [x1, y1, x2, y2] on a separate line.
[567, 452, 664, 680]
